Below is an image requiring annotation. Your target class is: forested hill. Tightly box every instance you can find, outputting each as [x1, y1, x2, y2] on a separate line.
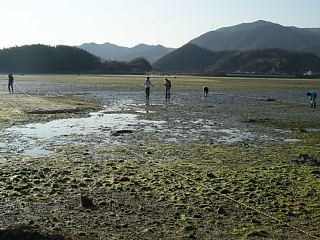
[0, 44, 101, 73]
[189, 20, 320, 57]
[153, 44, 320, 74]
[206, 48, 320, 74]
[152, 44, 235, 72]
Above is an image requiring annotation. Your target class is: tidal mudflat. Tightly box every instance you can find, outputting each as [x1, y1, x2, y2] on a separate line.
[0, 75, 319, 239]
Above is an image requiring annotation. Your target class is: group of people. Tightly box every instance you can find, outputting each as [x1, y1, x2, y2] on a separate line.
[143, 76, 209, 100]
[6, 74, 318, 108]
[143, 76, 317, 108]
[143, 76, 172, 99]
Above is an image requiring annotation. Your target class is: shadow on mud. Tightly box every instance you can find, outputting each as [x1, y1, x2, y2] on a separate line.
[0, 225, 71, 240]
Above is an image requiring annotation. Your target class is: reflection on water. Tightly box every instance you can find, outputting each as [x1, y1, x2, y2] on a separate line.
[3, 108, 166, 157]
[9, 112, 142, 139]
[0, 100, 302, 157]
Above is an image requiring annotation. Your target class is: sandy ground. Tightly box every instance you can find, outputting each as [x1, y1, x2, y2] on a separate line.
[0, 95, 85, 114]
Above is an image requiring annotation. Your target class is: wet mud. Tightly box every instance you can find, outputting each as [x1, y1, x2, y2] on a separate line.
[0, 78, 319, 239]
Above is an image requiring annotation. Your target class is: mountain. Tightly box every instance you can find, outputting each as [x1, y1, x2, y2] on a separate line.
[78, 42, 175, 63]
[152, 44, 235, 72]
[189, 20, 320, 56]
[78, 42, 128, 60]
[118, 44, 173, 63]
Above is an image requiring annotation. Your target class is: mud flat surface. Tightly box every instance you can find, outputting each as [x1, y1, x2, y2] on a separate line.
[0, 76, 319, 239]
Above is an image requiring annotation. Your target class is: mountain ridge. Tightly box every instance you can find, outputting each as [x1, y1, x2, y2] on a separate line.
[78, 42, 175, 63]
[189, 20, 320, 55]
[77, 20, 320, 72]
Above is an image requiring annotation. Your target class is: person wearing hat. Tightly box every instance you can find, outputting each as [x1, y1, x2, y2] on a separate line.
[164, 78, 171, 99]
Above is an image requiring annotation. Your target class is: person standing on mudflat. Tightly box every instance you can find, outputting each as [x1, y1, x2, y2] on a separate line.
[203, 86, 209, 98]
[143, 77, 154, 98]
[164, 78, 171, 99]
[8, 73, 14, 93]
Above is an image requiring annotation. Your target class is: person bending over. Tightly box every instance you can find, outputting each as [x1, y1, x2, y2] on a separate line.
[203, 86, 209, 98]
[307, 91, 317, 108]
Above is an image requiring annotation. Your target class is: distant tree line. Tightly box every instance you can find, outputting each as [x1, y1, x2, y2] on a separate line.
[0, 44, 102, 73]
[0, 45, 152, 74]
[2, 43, 318, 75]
[101, 57, 152, 72]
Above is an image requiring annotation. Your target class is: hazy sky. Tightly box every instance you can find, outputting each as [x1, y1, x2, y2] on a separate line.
[1, 0, 319, 49]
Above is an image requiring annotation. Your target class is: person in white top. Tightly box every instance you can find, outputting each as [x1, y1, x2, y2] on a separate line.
[144, 77, 154, 98]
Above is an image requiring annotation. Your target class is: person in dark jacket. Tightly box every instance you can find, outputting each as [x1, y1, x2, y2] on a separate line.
[8, 73, 14, 93]
[164, 78, 171, 99]
[203, 86, 209, 98]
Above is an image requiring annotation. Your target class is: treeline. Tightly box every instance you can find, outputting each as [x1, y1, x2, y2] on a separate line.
[153, 44, 320, 74]
[101, 57, 152, 72]
[0, 44, 102, 73]
[0, 44, 153, 74]
[3, 43, 319, 75]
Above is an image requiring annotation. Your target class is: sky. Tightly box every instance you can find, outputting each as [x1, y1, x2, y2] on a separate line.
[1, 0, 320, 49]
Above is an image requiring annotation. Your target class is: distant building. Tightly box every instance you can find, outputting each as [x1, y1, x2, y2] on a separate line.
[303, 70, 320, 76]
[303, 70, 312, 75]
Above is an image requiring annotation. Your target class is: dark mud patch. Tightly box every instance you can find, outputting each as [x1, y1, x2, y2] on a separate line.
[25, 109, 86, 114]
[257, 98, 276, 101]
[110, 129, 134, 136]
[291, 153, 320, 166]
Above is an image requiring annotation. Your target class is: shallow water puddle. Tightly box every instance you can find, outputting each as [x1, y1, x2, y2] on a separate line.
[23, 146, 53, 156]
[13, 113, 141, 139]
[0, 104, 302, 157]
[3, 110, 166, 156]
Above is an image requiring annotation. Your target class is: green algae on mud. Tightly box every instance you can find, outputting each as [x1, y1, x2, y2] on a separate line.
[243, 117, 320, 130]
[0, 139, 319, 239]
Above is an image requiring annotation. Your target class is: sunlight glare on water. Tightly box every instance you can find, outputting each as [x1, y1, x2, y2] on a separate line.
[10, 113, 141, 139]
[5, 110, 166, 156]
